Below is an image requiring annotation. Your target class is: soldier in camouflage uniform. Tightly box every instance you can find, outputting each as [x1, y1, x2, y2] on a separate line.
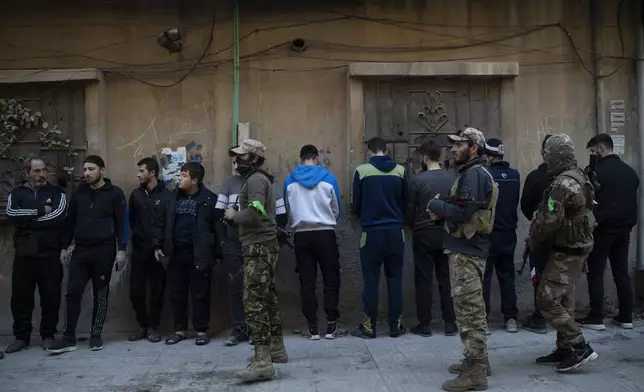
[427, 128, 498, 392]
[226, 139, 288, 382]
[529, 134, 598, 372]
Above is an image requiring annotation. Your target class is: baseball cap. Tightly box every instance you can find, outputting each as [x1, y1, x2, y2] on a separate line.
[229, 138, 267, 158]
[484, 138, 504, 157]
[447, 127, 485, 148]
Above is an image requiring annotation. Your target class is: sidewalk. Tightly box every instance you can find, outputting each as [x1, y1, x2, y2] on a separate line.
[1, 322, 643, 392]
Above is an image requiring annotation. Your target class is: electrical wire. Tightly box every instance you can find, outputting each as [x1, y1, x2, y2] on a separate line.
[557, 0, 626, 78]
[111, 4, 217, 87]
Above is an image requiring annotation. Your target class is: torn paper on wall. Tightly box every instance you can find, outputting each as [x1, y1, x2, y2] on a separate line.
[161, 147, 187, 183]
[611, 135, 625, 155]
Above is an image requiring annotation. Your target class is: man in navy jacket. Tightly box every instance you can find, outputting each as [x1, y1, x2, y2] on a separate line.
[482, 138, 520, 333]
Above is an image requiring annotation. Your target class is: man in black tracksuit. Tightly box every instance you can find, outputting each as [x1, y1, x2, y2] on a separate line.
[482, 138, 520, 333]
[128, 158, 170, 343]
[577, 134, 639, 331]
[153, 162, 221, 346]
[48, 155, 128, 354]
[520, 135, 552, 334]
[406, 140, 457, 337]
[5, 156, 67, 353]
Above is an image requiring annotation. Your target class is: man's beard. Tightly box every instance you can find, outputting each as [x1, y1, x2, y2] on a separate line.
[86, 175, 102, 185]
[454, 151, 471, 165]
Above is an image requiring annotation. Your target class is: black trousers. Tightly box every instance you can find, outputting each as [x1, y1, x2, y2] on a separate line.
[412, 232, 454, 325]
[11, 252, 63, 343]
[222, 253, 246, 330]
[294, 230, 341, 326]
[483, 253, 519, 321]
[586, 226, 633, 320]
[64, 244, 115, 339]
[168, 250, 212, 333]
[130, 247, 166, 330]
[530, 245, 549, 321]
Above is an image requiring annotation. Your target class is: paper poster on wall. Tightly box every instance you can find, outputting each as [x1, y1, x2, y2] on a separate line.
[611, 135, 625, 155]
[161, 147, 187, 182]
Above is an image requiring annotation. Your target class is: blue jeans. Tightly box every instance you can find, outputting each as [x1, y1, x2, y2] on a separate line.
[359, 228, 405, 330]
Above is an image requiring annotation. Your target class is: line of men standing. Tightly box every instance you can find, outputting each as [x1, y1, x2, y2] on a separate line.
[1, 130, 639, 389]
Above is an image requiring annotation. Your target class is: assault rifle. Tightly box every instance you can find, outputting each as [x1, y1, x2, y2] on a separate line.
[220, 205, 294, 250]
[517, 242, 530, 276]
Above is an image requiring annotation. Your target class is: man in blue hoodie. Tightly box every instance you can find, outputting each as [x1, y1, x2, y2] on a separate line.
[351, 137, 407, 339]
[284, 145, 342, 340]
[482, 138, 520, 334]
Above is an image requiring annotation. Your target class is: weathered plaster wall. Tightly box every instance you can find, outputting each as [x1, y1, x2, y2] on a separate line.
[0, 0, 638, 336]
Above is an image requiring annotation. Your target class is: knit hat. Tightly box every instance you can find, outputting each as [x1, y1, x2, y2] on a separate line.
[83, 155, 105, 168]
[484, 138, 505, 157]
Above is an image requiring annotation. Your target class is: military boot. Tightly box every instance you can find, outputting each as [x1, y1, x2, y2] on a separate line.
[442, 358, 488, 392]
[234, 345, 275, 382]
[448, 356, 492, 376]
[270, 335, 289, 363]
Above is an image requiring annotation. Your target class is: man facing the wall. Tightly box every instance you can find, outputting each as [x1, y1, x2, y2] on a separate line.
[427, 127, 497, 392]
[227, 139, 288, 382]
[127, 158, 169, 344]
[48, 155, 128, 354]
[284, 144, 342, 340]
[577, 133, 639, 331]
[351, 137, 407, 339]
[5, 155, 67, 354]
[482, 138, 520, 333]
[406, 140, 457, 337]
[520, 135, 553, 335]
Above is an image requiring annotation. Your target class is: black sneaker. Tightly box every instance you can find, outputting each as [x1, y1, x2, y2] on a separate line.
[612, 316, 634, 330]
[536, 347, 571, 365]
[47, 337, 77, 355]
[89, 336, 103, 351]
[5, 339, 28, 353]
[576, 315, 606, 331]
[351, 324, 376, 339]
[225, 328, 249, 346]
[523, 317, 548, 334]
[411, 323, 432, 337]
[557, 343, 598, 372]
[444, 322, 458, 337]
[128, 328, 147, 342]
[305, 325, 320, 340]
[325, 321, 343, 340]
[389, 323, 406, 338]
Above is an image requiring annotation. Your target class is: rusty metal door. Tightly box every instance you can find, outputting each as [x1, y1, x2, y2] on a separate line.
[0, 82, 87, 216]
[363, 79, 501, 172]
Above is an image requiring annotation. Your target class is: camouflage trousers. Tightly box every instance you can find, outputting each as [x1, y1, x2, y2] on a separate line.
[537, 251, 586, 348]
[448, 252, 488, 360]
[242, 241, 283, 347]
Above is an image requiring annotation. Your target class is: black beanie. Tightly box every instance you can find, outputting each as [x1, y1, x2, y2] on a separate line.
[84, 155, 105, 168]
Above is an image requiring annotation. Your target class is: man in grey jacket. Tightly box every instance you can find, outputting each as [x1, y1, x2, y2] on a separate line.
[427, 127, 498, 392]
[407, 139, 457, 337]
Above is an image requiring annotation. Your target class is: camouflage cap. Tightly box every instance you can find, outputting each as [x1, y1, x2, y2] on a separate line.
[229, 138, 266, 158]
[448, 127, 485, 148]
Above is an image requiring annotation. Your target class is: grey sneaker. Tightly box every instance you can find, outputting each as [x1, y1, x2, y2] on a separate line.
[42, 338, 55, 351]
[505, 319, 519, 333]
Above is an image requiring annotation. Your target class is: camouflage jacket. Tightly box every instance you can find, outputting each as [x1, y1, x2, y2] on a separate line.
[528, 167, 596, 253]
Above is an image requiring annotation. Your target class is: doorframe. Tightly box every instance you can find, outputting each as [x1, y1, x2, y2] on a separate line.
[346, 61, 519, 199]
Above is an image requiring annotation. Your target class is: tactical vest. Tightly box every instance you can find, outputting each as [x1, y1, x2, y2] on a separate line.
[548, 167, 597, 248]
[445, 163, 499, 239]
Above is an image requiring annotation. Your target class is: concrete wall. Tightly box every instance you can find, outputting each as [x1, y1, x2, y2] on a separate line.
[0, 0, 639, 336]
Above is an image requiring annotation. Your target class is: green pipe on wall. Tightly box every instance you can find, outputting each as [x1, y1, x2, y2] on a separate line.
[232, 0, 240, 145]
